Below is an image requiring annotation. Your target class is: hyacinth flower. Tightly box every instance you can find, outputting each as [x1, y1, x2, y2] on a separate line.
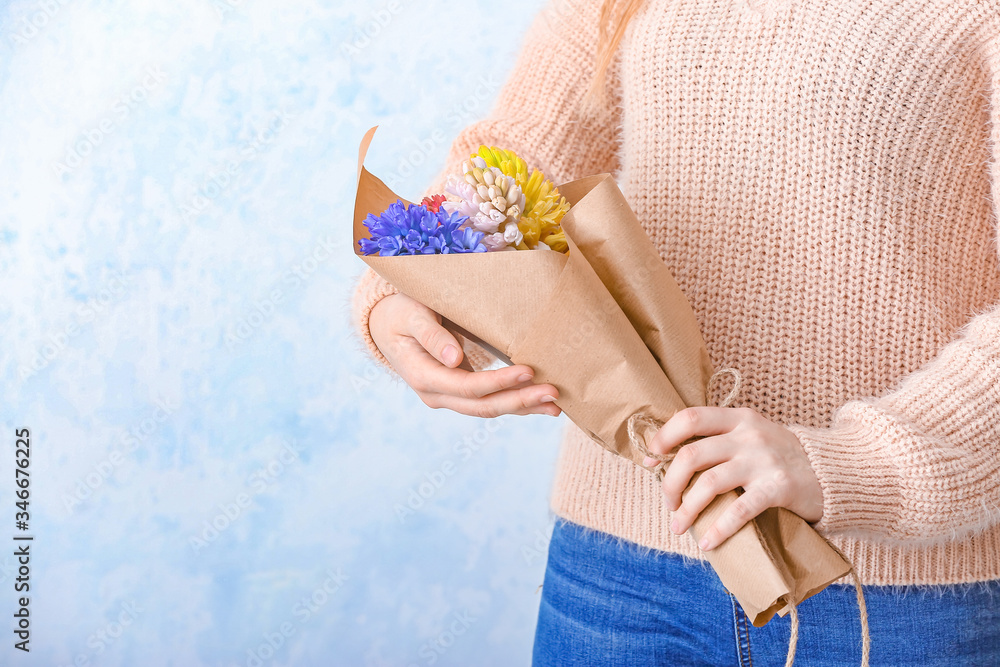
[442, 160, 526, 251]
[475, 145, 570, 253]
[357, 200, 486, 256]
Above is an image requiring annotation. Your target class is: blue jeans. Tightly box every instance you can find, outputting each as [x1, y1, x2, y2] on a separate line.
[532, 518, 1000, 666]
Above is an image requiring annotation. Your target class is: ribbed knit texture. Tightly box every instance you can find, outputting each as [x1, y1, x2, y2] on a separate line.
[352, 0, 1000, 585]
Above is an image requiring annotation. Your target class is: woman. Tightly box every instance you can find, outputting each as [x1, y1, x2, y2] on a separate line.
[352, 0, 1000, 663]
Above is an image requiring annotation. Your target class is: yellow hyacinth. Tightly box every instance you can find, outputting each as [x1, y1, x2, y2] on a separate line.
[477, 146, 529, 183]
[475, 146, 569, 252]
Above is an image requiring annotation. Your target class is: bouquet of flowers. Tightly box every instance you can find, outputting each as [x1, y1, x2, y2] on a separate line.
[358, 145, 570, 256]
[353, 127, 861, 639]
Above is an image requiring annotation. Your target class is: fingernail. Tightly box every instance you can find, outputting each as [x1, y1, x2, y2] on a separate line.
[516, 373, 532, 383]
[671, 519, 680, 534]
[699, 537, 711, 550]
[442, 345, 458, 365]
[540, 394, 557, 403]
[642, 457, 656, 468]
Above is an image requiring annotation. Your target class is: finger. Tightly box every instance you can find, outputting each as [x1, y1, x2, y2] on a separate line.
[503, 379, 563, 416]
[510, 402, 563, 417]
[423, 383, 560, 419]
[431, 361, 555, 400]
[409, 310, 465, 368]
[648, 406, 754, 458]
[660, 435, 737, 512]
[401, 339, 552, 399]
[697, 483, 776, 551]
[669, 463, 745, 536]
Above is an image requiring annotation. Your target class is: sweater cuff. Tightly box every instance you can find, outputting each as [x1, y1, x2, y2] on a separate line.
[785, 404, 902, 538]
[351, 267, 400, 374]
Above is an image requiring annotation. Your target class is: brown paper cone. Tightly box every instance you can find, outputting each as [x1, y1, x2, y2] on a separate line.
[354, 126, 853, 629]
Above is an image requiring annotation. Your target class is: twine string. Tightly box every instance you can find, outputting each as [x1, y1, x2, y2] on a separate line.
[822, 540, 871, 667]
[626, 368, 743, 479]
[786, 603, 799, 667]
[625, 367, 869, 667]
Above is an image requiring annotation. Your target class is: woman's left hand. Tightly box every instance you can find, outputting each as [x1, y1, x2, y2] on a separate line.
[642, 406, 824, 552]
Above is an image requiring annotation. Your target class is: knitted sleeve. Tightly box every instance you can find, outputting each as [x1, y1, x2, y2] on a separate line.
[350, 0, 621, 374]
[788, 35, 1000, 546]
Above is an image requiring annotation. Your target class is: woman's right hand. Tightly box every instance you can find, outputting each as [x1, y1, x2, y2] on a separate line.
[369, 293, 561, 418]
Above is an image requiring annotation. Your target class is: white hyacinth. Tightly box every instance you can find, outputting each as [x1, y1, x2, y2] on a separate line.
[442, 157, 526, 250]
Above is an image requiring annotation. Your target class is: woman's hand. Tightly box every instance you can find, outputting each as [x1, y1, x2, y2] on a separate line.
[369, 293, 561, 418]
[642, 406, 823, 551]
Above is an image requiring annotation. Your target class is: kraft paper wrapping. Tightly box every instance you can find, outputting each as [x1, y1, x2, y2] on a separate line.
[354, 126, 852, 627]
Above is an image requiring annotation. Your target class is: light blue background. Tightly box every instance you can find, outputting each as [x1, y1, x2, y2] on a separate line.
[0, 0, 567, 664]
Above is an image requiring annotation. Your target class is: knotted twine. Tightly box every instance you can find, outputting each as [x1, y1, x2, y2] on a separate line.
[627, 368, 870, 667]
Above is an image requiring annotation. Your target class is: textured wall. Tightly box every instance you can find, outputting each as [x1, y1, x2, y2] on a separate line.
[0, 0, 566, 664]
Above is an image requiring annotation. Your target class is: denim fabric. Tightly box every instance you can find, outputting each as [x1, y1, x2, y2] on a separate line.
[532, 518, 1000, 666]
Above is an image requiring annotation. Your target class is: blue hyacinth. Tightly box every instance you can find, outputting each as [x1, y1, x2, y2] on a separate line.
[358, 200, 487, 256]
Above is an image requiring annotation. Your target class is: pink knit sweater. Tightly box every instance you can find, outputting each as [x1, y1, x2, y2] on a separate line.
[352, 0, 1000, 585]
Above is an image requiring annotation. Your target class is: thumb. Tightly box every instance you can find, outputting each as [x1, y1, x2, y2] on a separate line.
[411, 309, 464, 368]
